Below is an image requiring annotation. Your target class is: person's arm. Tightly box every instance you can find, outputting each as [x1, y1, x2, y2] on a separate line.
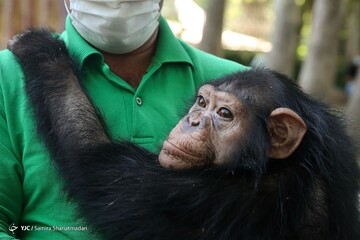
[0, 57, 23, 240]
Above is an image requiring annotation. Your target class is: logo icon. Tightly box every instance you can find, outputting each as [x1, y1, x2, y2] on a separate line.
[9, 223, 18, 235]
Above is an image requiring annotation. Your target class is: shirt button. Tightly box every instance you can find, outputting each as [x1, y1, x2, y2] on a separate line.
[136, 97, 143, 106]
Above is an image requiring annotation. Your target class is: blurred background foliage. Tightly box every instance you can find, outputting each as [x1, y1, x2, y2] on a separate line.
[0, 0, 359, 147]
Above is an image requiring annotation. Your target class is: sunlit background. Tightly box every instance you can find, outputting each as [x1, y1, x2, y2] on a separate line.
[0, 1, 356, 65]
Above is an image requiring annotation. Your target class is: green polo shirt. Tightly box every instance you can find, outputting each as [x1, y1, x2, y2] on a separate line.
[0, 16, 247, 239]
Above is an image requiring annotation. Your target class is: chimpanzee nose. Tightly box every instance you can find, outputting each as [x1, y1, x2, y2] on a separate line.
[186, 112, 210, 130]
[189, 114, 201, 126]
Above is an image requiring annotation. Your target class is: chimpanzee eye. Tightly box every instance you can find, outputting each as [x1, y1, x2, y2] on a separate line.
[197, 96, 206, 108]
[217, 107, 233, 119]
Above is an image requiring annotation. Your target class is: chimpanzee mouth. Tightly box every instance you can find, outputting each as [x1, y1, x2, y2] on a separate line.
[162, 140, 203, 162]
[159, 140, 206, 169]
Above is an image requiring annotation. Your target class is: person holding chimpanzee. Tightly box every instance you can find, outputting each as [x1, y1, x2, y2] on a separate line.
[2, 0, 360, 240]
[0, 0, 247, 239]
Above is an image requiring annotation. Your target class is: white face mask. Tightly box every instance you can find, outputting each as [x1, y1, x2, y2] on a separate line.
[65, 0, 161, 54]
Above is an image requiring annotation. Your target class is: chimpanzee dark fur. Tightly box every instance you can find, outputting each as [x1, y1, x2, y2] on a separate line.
[9, 29, 360, 240]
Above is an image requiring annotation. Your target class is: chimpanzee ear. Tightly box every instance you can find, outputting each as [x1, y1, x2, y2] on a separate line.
[268, 108, 307, 159]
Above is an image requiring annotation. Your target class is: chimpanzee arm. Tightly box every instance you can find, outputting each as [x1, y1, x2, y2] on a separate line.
[7, 29, 134, 237]
[8, 28, 110, 159]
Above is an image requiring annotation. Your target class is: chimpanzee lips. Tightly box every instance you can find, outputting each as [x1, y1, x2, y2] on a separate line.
[159, 140, 205, 169]
[164, 140, 203, 161]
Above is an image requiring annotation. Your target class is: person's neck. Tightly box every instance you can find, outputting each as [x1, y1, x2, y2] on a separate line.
[101, 29, 159, 90]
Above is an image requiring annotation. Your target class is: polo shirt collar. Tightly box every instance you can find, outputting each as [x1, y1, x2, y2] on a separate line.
[60, 16, 102, 68]
[154, 17, 193, 66]
[61, 16, 193, 68]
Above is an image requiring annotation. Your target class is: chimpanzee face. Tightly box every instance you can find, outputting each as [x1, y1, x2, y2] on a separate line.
[159, 84, 248, 169]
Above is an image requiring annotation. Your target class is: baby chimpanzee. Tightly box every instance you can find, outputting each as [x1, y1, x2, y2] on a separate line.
[9, 29, 360, 240]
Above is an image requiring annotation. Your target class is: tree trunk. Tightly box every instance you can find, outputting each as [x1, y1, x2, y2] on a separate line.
[199, 0, 226, 57]
[58, 0, 67, 31]
[38, 0, 49, 26]
[298, 0, 344, 100]
[265, 0, 302, 78]
[346, 0, 360, 59]
[1, 0, 13, 47]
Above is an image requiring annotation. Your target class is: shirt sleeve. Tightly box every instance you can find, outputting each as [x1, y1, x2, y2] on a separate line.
[0, 53, 23, 239]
